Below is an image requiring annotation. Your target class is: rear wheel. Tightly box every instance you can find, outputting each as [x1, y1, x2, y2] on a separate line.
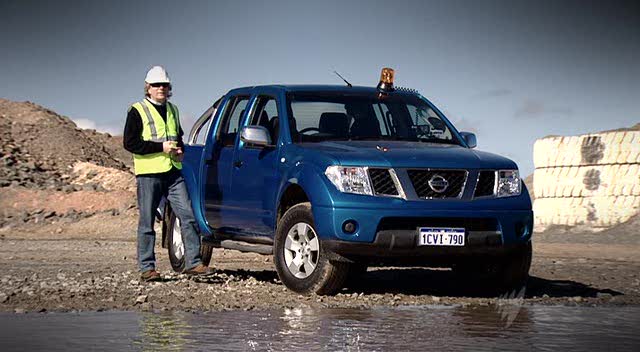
[274, 202, 349, 295]
[167, 210, 213, 272]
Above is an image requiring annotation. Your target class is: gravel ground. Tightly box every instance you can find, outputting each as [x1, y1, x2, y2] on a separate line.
[0, 219, 638, 313]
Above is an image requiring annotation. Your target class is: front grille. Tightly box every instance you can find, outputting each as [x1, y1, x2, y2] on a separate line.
[407, 169, 467, 198]
[377, 217, 499, 232]
[474, 171, 496, 197]
[369, 168, 398, 196]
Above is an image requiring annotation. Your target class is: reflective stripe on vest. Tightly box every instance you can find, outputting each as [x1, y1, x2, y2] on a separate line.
[130, 99, 182, 175]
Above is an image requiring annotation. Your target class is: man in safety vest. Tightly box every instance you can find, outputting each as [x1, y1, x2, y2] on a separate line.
[123, 66, 213, 281]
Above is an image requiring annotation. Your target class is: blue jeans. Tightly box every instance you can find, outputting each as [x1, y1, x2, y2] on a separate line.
[136, 169, 202, 272]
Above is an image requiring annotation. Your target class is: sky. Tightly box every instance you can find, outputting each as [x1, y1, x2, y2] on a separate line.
[1, 0, 638, 176]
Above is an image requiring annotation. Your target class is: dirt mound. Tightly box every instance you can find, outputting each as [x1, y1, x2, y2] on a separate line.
[596, 213, 640, 237]
[72, 162, 135, 192]
[0, 99, 132, 189]
[600, 122, 640, 133]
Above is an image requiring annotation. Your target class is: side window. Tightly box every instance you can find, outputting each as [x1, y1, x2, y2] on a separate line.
[194, 114, 213, 145]
[249, 96, 279, 145]
[190, 104, 217, 145]
[218, 96, 249, 146]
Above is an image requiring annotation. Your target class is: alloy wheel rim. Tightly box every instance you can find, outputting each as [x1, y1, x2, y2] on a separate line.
[172, 217, 185, 260]
[284, 222, 320, 279]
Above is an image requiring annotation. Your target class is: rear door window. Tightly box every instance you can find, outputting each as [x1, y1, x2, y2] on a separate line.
[190, 98, 221, 145]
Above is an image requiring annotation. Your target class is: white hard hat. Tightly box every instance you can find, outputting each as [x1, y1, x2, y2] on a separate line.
[145, 66, 171, 84]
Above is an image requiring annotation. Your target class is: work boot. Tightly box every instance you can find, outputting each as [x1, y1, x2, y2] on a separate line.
[184, 264, 215, 277]
[141, 269, 161, 282]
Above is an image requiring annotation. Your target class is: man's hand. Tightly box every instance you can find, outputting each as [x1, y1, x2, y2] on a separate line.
[162, 141, 177, 154]
[172, 148, 184, 162]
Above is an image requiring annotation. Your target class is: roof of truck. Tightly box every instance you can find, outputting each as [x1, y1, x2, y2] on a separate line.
[229, 85, 418, 95]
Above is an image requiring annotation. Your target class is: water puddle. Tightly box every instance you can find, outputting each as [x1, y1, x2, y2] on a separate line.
[1, 305, 639, 351]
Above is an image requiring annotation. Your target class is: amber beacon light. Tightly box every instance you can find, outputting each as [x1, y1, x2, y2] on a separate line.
[376, 67, 395, 92]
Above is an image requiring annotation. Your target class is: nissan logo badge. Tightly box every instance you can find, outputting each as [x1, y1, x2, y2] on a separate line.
[428, 175, 449, 193]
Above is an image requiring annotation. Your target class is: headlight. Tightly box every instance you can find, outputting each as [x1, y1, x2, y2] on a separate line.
[325, 166, 373, 195]
[497, 170, 521, 197]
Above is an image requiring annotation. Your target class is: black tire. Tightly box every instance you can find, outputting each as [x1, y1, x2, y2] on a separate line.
[347, 263, 368, 281]
[167, 210, 214, 272]
[273, 202, 349, 295]
[455, 241, 532, 294]
[499, 241, 533, 291]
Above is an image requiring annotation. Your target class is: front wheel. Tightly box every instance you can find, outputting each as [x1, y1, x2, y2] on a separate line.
[273, 202, 349, 295]
[455, 241, 532, 294]
[167, 209, 213, 272]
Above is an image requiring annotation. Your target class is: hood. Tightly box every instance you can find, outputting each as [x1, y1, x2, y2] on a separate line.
[300, 141, 518, 169]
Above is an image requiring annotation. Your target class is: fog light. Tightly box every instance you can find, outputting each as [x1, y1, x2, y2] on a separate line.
[515, 221, 529, 237]
[342, 220, 357, 234]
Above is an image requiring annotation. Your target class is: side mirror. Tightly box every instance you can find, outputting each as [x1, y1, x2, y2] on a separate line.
[460, 132, 477, 149]
[240, 126, 271, 147]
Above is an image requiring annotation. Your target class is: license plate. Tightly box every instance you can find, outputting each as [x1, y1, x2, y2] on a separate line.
[418, 227, 465, 246]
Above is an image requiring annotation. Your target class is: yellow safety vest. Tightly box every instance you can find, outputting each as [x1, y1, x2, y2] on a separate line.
[130, 99, 182, 175]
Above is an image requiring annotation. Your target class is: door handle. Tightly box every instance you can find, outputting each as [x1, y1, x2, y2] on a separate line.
[233, 160, 243, 168]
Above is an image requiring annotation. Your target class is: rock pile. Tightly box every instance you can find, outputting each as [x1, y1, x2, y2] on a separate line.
[72, 161, 135, 192]
[0, 98, 132, 191]
[0, 99, 137, 230]
[0, 208, 96, 229]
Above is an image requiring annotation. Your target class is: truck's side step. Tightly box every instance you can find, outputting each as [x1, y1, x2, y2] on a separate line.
[203, 237, 273, 255]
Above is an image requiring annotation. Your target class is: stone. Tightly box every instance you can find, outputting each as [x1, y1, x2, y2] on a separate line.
[431, 296, 441, 303]
[596, 292, 613, 299]
[136, 295, 148, 304]
[14, 308, 25, 314]
[0, 293, 8, 303]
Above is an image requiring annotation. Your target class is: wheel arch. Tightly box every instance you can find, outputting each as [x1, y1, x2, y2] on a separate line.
[275, 161, 334, 228]
[276, 183, 309, 225]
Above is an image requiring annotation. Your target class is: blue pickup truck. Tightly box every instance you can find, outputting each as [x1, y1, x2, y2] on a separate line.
[162, 73, 533, 295]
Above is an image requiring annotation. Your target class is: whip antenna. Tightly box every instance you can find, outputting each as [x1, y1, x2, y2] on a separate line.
[333, 71, 352, 87]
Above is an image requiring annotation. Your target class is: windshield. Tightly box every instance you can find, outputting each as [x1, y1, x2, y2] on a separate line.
[286, 92, 462, 145]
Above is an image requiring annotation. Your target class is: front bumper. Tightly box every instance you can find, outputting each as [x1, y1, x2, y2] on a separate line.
[323, 231, 529, 266]
[313, 205, 533, 263]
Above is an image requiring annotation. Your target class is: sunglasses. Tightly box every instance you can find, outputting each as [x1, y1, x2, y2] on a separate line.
[150, 83, 170, 88]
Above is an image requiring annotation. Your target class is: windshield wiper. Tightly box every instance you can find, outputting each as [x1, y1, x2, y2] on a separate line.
[417, 138, 460, 145]
[348, 135, 399, 141]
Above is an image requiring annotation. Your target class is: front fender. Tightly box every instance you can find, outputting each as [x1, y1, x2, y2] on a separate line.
[278, 161, 335, 208]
